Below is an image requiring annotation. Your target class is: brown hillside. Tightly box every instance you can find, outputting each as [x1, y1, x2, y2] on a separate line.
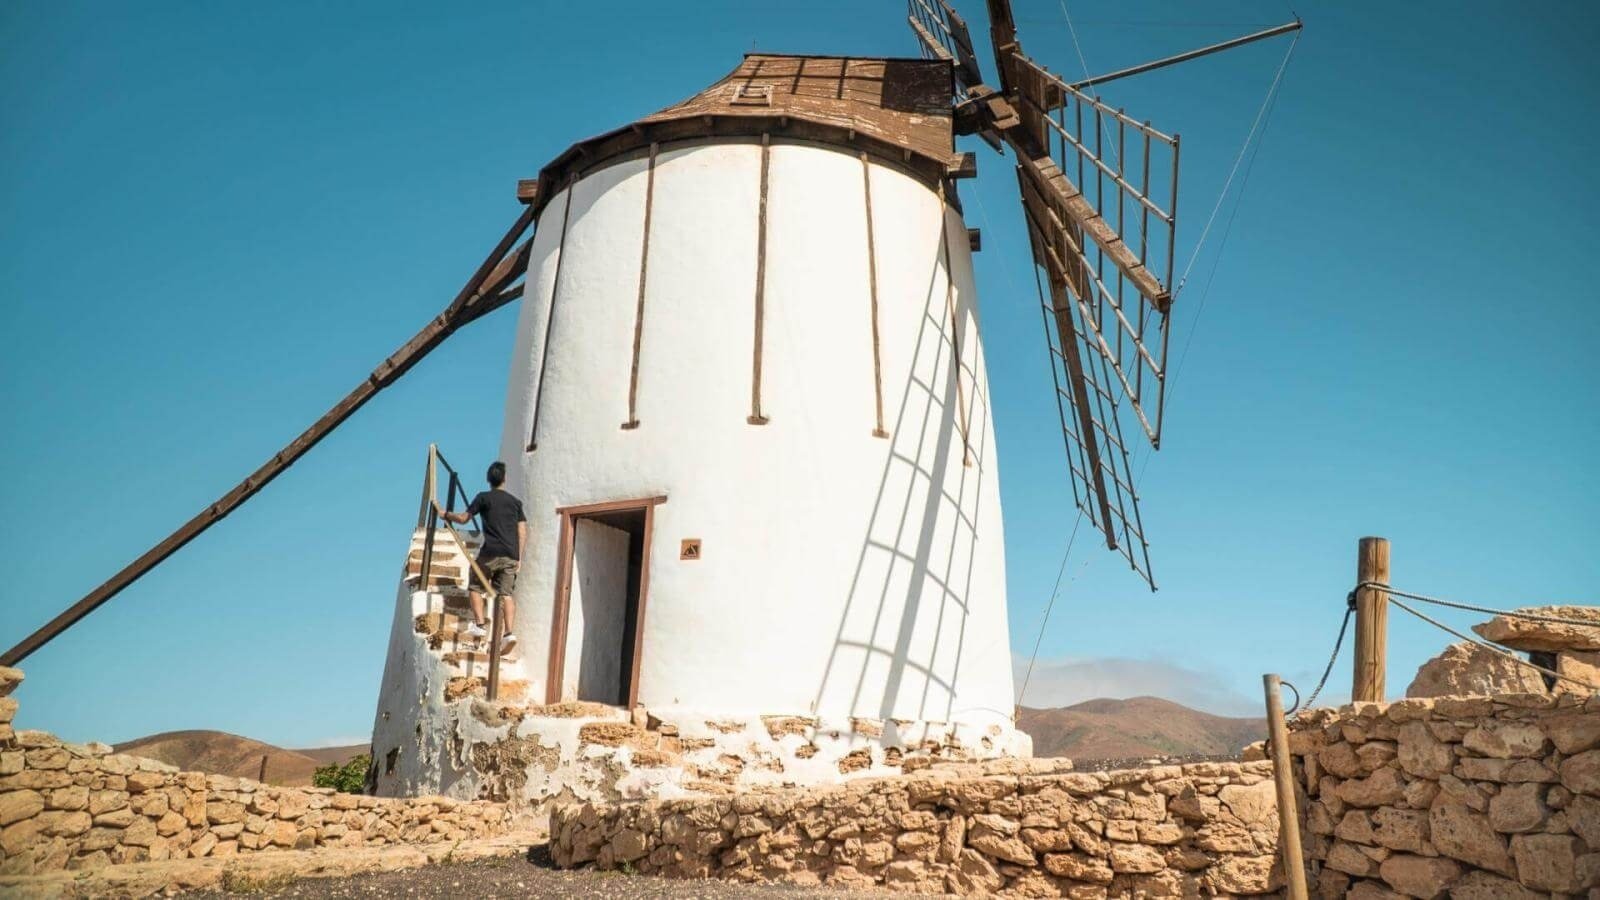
[113, 731, 366, 787]
[297, 743, 372, 767]
[1018, 697, 1264, 761]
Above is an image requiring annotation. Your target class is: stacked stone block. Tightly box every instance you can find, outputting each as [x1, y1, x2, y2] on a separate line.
[551, 756, 1288, 896]
[1289, 691, 1600, 897]
[0, 668, 514, 876]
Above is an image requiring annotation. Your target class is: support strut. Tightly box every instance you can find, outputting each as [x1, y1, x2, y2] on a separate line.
[0, 208, 536, 667]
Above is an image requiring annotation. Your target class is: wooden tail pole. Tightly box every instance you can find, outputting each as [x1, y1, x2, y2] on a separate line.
[258, 754, 268, 784]
[1352, 536, 1390, 703]
[0, 207, 534, 668]
[1263, 673, 1309, 900]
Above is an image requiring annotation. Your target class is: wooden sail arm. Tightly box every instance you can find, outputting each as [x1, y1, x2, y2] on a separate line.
[1008, 127, 1172, 311]
[0, 208, 537, 668]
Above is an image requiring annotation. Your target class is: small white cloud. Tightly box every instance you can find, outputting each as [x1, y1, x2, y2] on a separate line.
[1014, 655, 1258, 717]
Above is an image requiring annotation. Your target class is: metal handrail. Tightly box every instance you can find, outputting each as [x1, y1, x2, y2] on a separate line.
[432, 447, 480, 532]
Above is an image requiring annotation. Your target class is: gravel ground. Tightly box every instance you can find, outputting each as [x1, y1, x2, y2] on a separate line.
[184, 846, 938, 899]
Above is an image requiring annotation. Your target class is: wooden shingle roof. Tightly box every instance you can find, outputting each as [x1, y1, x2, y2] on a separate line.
[523, 54, 961, 214]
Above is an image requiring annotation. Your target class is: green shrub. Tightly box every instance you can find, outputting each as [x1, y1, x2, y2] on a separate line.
[312, 754, 369, 793]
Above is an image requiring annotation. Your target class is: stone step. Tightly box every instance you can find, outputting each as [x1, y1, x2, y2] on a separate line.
[409, 544, 467, 557]
[443, 676, 531, 703]
[406, 571, 467, 588]
[406, 554, 465, 569]
[442, 650, 520, 668]
[415, 612, 502, 653]
[407, 548, 464, 564]
[411, 530, 481, 546]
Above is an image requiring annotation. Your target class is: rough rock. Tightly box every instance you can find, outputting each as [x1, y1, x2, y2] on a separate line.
[1427, 801, 1512, 876]
[1508, 833, 1584, 893]
[1337, 767, 1407, 808]
[1405, 642, 1547, 698]
[1461, 723, 1547, 759]
[1544, 712, 1600, 754]
[1396, 722, 1453, 779]
[1471, 606, 1600, 652]
[1559, 749, 1600, 795]
[1446, 869, 1544, 900]
[1486, 783, 1548, 834]
[1377, 854, 1461, 899]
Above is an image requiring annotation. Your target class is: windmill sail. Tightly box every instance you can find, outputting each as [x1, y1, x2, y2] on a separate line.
[1014, 59, 1177, 588]
[906, 0, 985, 94]
[906, 2, 1180, 588]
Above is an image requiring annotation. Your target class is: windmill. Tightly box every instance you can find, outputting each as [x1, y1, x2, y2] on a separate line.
[909, 0, 1300, 587]
[5, 2, 1300, 801]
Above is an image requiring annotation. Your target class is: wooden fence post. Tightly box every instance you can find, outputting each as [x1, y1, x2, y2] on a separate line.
[1263, 673, 1309, 900]
[487, 590, 503, 702]
[1352, 536, 1390, 703]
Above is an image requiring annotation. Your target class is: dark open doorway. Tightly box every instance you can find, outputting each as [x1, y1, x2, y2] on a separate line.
[546, 497, 663, 706]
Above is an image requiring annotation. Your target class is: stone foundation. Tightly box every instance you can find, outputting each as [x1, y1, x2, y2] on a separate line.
[376, 624, 1030, 822]
[1287, 690, 1600, 897]
[0, 668, 516, 877]
[550, 756, 1287, 896]
[373, 534, 1032, 822]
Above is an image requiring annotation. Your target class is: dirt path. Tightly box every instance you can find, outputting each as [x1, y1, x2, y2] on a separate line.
[184, 847, 928, 899]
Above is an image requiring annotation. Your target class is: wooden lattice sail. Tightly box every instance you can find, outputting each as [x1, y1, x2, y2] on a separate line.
[910, 0, 1299, 588]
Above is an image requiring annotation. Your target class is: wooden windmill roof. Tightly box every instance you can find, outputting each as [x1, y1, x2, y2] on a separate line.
[521, 54, 963, 214]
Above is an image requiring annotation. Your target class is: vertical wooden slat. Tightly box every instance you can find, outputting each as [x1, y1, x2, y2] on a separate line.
[937, 180, 972, 467]
[527, 176, 577, 452]
[627, 503, 656, 709]
[861, 152, 888, 439]
[623, 144, 659, 430]
[748, 134, 772, 425]
[545, 513, 576, 705]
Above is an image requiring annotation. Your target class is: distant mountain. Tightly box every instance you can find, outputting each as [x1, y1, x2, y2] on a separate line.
[1017, 697, 1265, 761]
[113, 730, 368, 787]
[117, 698, 1249, 782]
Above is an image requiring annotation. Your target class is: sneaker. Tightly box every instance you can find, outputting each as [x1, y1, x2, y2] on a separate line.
[463, 622, 487, 640]
[499, 632, 518, 653]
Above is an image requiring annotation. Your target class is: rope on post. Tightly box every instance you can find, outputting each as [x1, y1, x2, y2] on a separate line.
[1386, 596, 1600, 693]
[1352, 581, 1600, 628]
[1289, 604, 1352, 720]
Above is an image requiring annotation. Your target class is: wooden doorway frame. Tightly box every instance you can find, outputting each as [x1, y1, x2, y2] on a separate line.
[545, 495, 666, 706]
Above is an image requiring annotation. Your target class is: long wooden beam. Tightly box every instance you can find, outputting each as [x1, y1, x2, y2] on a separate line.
[0, 209, 536, 667]
[1071, 20, 1302, 90]
[1016, 169, 1117, 549]
[1008, 125, 1171, 310]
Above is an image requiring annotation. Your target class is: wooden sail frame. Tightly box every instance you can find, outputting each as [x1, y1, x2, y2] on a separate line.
[908, 0, 1301, 588]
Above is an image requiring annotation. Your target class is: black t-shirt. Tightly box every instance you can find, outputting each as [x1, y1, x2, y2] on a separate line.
[466, 489, 525, 561]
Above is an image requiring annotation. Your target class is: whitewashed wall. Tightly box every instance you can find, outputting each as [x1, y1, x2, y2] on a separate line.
[497, 140, 1016, 737]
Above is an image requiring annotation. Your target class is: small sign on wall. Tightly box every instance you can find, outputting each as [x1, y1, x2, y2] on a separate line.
[680, 539, 702, 560]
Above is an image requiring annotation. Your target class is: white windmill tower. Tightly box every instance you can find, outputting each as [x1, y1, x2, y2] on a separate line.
[1, 2, 1299, 815]
[365, 54, 1027, 808]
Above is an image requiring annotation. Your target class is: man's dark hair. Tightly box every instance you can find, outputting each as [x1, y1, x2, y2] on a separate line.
[487, 461, 507, 488]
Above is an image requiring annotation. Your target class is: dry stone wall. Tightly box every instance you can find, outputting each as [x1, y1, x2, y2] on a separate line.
[0, 667, 515, 877]
[551, 756, 1288, 896]
[1288, 690, 1600, 898]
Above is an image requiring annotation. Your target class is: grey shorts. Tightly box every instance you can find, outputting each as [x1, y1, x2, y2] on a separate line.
[472, 557, 518, 595]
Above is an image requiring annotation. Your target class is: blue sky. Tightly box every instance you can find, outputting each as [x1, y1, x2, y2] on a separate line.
[2, 1, 1595, 747]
